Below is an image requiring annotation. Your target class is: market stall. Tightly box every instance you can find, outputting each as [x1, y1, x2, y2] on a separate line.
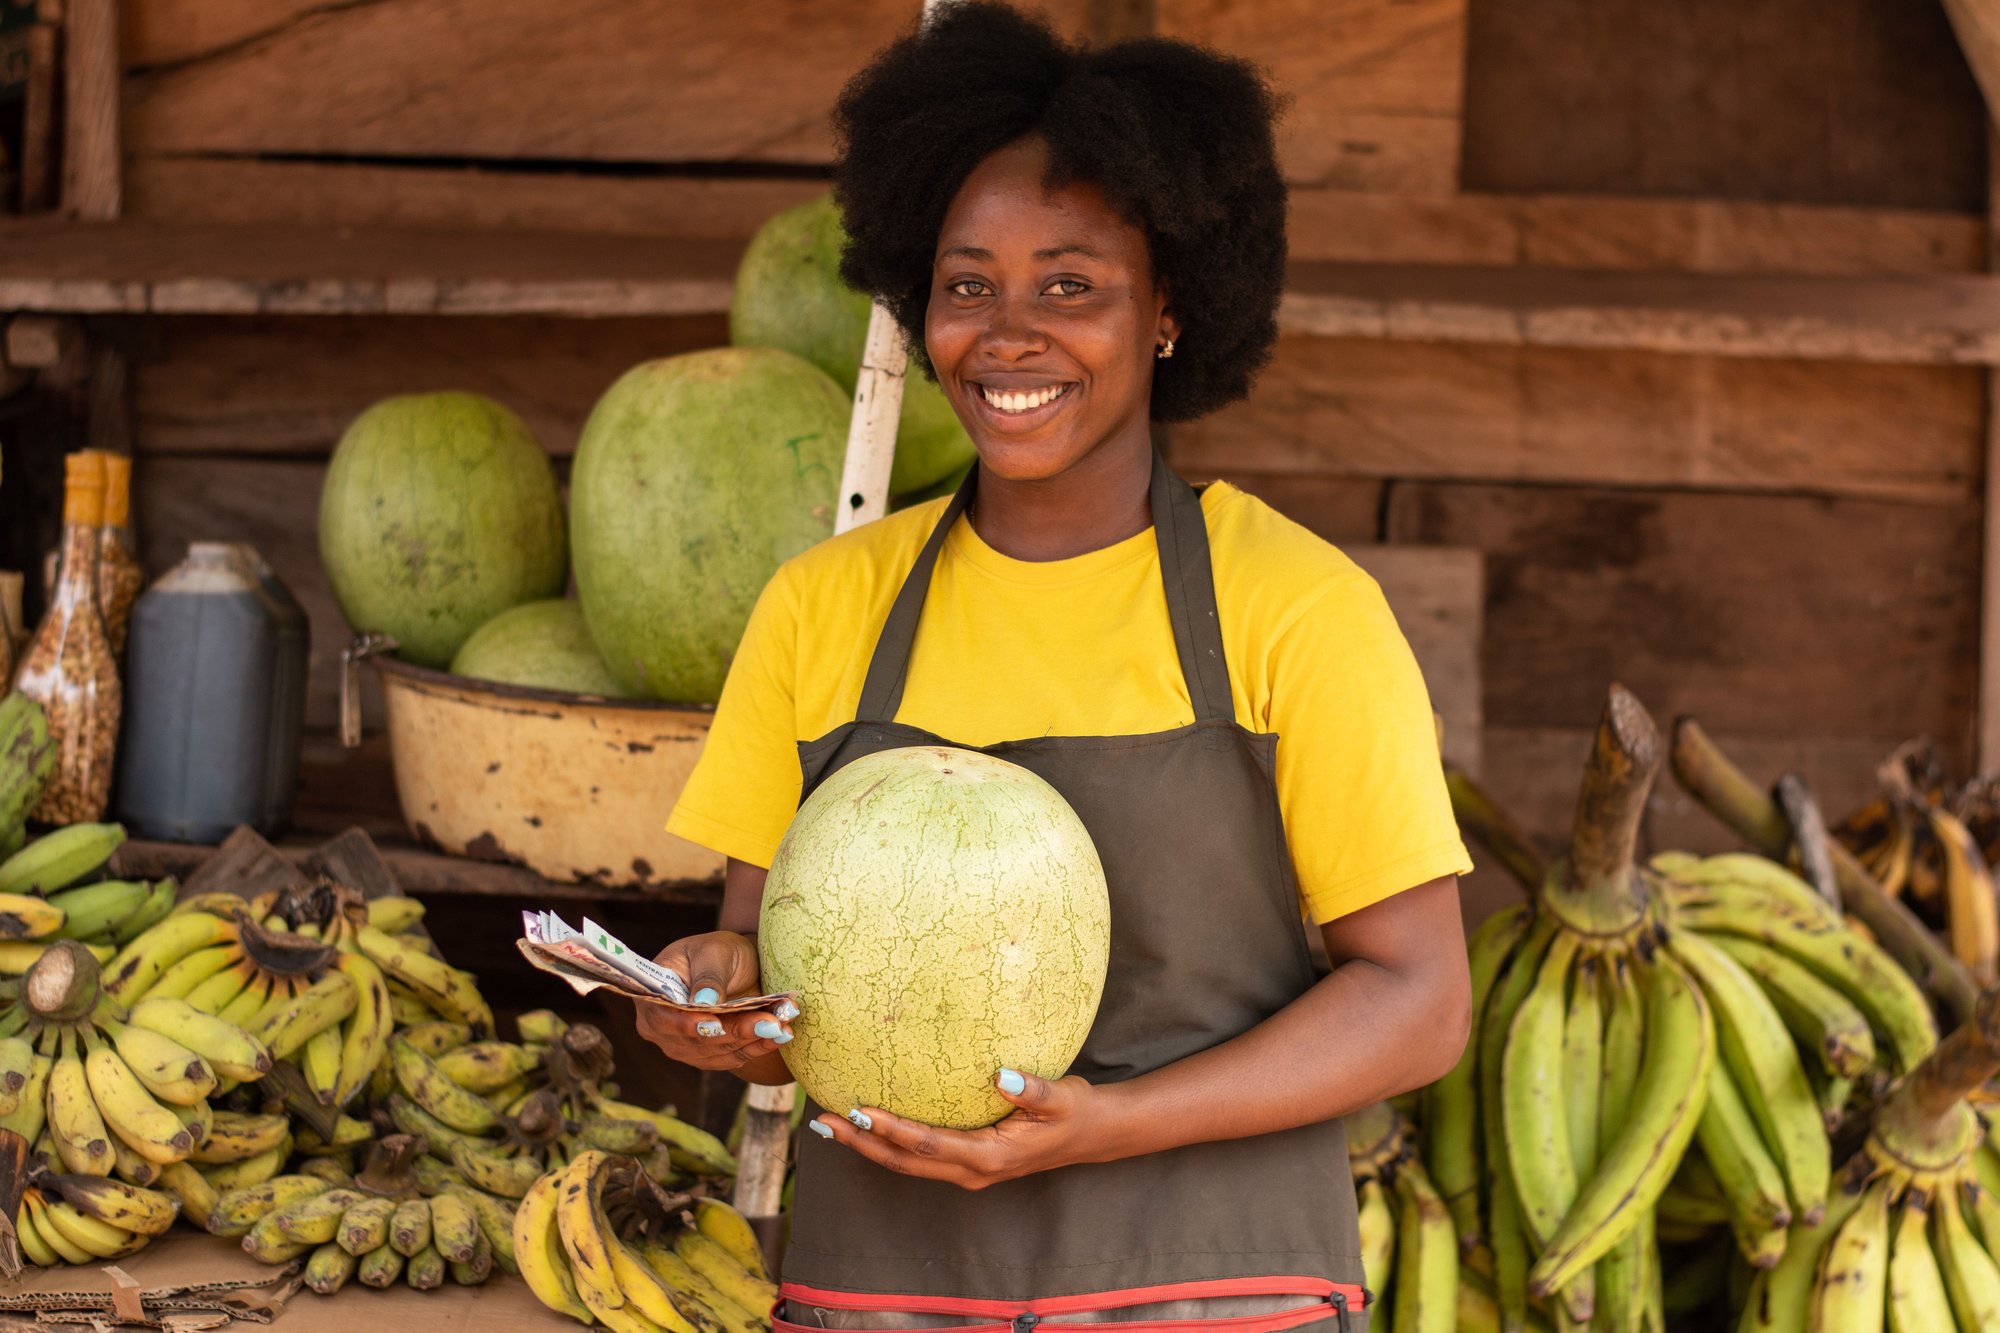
[4, 0, 2000, 1329]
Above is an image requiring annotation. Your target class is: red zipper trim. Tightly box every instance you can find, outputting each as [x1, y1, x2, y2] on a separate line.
[778, 1275, 1365, 1328]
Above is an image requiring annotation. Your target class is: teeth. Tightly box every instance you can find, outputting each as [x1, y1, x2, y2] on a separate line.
[981, 385, 1066, 413]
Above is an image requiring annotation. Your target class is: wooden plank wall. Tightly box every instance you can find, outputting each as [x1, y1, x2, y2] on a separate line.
[98, 0, 1994, 907]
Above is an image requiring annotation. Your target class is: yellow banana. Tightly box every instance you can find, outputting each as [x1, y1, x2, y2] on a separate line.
[0, 891, 67, 940]
[1930, 808, 2000, 982]
[209, 1174, 329, 1238]
[1809, 1177, 1891, 1333]
[397, 1020, 474, 1056]
[1355, 1175, 1393, 1293]
[357, 1242, 405, 1287]
[391, 1196, 433, 1257]
[587, 1093, 736, 1176]
[1529, 954, 1714, 1299]
[185, 957, 255, 1016]
[450, 1141, 545, 1198]
[24, 1191, 93, 1263]
[514, 1168, 593, 1324]
[610, 1230, 704, 1333]
[1671, 929, 1827, 1225]
[1695, 1060, 1792, 1266]
[271, 1187, 366, 1245]
[1563, 952, 1605, 1182]
[392, 1038, 498, 1133]
[301, 1023, 342, 1104]
[0, 823, 124, 895]
[127, 996, 271, 1081]
[103, 1016, 217, 1106]
[429, 1190, 480, 1263]
[84, 1029, 192, 1165]
[47, 1041, 116, 1177]
[338, 1194, 399, 1256]
[557, 1150, 665, 1332]
[1887, 1192, 1953, 1333]
[192, 1111, 290, 1164]
[331, 950, 392, 1106]
[14, 1197, 64, 1266]
[39, 1193, 145, 1259]
[1709, 934, 1876, 1081]
[137, 942, 240, 1002]
[407, 1242, 447, 1290]
[435, 1039, 542, 1093]
[0, 940, 112, 974]
[242, 1208, 315, 1263]
[356, 926, 493, 1034]
[47, 1171, 179, 1235]
[102, 910, 233, 1003]
[443, 1183, 520, 1275]
[154, 1160, 220, 1230]
[248, 971, 357, 1060]
[365, 896, 426, 932]
[693, 1197, 769, 1283]
[109, 1130, 161, 1186]
[1390, 1160, 1456, 1333]
[1935, 1184, 2000, 1330]
[1503, 931, 1580, 1251]
[306, 1240, 358, 1295]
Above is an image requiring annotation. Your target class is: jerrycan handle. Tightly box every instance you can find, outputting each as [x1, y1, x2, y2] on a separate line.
[340, 634, 398, 749]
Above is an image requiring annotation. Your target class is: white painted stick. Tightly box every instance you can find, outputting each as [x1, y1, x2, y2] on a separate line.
[832, 0, 948, 537]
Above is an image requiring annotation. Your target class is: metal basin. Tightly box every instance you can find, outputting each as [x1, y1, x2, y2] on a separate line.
[365, 654, 722, 889]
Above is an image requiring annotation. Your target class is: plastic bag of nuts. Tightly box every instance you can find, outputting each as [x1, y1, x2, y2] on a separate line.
[14, 453, 122, 824]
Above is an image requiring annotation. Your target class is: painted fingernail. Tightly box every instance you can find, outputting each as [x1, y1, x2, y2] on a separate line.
[807, 1120, 833, 1139]
[692, 987, 719, 1006]
[754, 1020, 782, 1040]
[996, 1068, 1025, 1096]
[695, 1020, 725, 1038]
[775, 1000, 800, 1021]
[846, 1108, 873, 1131]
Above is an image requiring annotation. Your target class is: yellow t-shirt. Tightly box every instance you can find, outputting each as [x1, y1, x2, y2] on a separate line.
[666, 481, 1472, 924]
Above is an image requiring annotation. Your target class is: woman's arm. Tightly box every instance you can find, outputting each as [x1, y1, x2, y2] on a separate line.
[813, 874, 1472, 1188]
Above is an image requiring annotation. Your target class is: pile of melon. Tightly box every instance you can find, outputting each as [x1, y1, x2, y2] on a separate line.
[318, 195, 974, 701]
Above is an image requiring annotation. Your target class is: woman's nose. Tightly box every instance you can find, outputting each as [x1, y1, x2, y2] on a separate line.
[979, 295, 1048, 358]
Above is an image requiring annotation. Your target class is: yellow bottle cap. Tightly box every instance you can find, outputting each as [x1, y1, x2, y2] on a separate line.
[62, 452, 106, 526]
[100, 452, 132, 527]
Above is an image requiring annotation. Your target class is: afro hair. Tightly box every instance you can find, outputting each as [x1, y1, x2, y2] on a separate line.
[831, 1, 1287, 424]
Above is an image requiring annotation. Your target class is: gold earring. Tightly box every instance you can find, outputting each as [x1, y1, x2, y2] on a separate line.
[1156, 338, 1175, 360]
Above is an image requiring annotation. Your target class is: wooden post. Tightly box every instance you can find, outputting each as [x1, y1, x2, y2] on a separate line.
[61, 0, 120, 221]
[19, 21, 59, 212]
[732, 1081, 796, 1272]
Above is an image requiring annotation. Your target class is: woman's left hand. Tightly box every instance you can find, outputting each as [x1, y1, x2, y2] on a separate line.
[809, 1068, 1119, 1191]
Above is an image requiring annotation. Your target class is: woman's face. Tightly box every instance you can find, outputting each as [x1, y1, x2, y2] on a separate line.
[926, 137, 1176, 483]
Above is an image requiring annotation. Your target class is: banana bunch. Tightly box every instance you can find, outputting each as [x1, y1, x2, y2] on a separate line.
[1742, 986, 2000, 1332]
[223, 1132, 518, 1293]
[0, 823, 173, 974]
[0, 940, 273, 1182]
[9, 1167, 180, 1266]
[386, 1010, 735, 1199]
[0, 692, 55, 857]
[1834, 740, 2000, 985]
[102, 880, 484, 1111]
[1347, 1101, 1456, 1333]
[514, 1147, 774, 1332]
[1433, 687, 1939, 1332]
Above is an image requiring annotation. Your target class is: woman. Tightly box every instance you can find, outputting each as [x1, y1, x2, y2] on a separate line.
[641, 6, 1473, 1329]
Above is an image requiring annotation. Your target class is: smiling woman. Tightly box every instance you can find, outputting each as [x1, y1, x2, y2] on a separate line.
[639, 4, 1474, 1331]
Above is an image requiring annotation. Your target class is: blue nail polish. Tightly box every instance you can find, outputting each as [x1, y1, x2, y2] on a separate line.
[996, 1068, 1025, 1096]
[775, 1000, 800, 1021]
[692, 987, 719, 1006]
[775, 1029, 793, 1045]
[846, 1108, 873, 1131]
[754, 1020, 782, 1040]
[808, 1120, 833, 1139]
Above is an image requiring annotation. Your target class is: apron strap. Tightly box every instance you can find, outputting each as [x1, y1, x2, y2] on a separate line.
[854, 451, 1234, 725]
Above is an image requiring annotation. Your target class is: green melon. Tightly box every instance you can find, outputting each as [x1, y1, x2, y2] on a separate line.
[730, 193, 977, 496]
[570, 347, 847, 703]
[449, 599, 628, 697]
[759, 745, 1110, 1130]
[318, 392, 566, 668]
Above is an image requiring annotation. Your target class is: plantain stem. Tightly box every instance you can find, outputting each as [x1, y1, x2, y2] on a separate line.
[1903, 985, 2000, 1124]
[1670, 717, 1978, 1026]
[23, 941, 101, 1024]
[1447, 767, 1550, 893]
[1542, 686, 1658, 936]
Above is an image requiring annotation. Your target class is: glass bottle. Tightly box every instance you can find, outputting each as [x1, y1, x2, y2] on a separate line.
[96, 452, 142, 658]
[14, 452, 122, 824]
[0, 570, 21, 685]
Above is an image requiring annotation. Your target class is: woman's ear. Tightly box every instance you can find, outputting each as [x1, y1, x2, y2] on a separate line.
[1159, 306, 1182, 353]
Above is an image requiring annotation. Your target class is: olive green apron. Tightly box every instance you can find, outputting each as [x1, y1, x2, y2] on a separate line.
[776, 453, 1367, 1332]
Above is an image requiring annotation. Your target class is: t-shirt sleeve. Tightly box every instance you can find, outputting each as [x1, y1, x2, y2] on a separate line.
[664, 567, 803, 869]
[1268, 572, 1474, 924]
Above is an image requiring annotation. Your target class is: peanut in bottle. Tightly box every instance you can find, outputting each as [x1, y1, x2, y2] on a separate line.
[14, 453, 122, 824]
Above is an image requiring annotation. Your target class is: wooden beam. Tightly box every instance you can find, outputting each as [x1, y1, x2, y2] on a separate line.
[1980, 121, 2000, 772]
[19, 23, 59, 212]
[61, 0, 120, 221]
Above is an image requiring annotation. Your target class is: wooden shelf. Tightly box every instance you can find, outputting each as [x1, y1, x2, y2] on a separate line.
[112, 835, 722, 905]
[11, 219, 2000, 363]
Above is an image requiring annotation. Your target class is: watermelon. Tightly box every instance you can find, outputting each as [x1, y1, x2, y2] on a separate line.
[570, 347, 847, 703]
[759, 745, 1111, 1130]
[318, 392, 566, 668]
[449, 599, 628, 697]
[730, 193, 977, 496]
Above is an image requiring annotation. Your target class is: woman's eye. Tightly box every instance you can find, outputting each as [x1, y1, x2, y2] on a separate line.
[949, 279, 990, 297]
[1045, 279, 1088, 296]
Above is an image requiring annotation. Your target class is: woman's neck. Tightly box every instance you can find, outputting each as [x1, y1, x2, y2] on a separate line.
[967, 434, 1155, 562]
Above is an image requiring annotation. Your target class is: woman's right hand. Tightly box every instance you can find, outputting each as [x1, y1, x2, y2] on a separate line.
[634, 930, 797, 1071]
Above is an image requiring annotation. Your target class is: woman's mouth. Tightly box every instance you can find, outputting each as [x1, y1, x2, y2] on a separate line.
[973, 382, 1075, 421]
